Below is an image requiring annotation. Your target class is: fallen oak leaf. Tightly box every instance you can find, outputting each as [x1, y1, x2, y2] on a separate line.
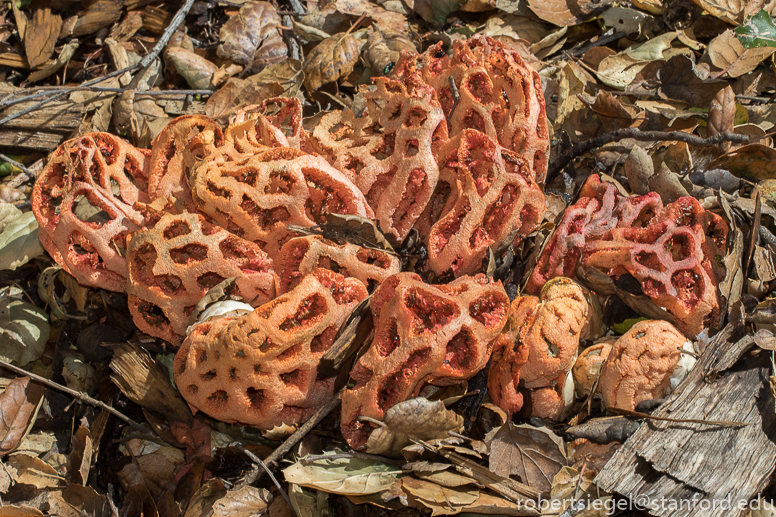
[0, 377, 45, 456]
[302, 30, 360, 92]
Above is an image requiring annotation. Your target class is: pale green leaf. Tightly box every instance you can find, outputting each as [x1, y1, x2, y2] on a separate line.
[283, 450, 403, 495]
[0, 211, 44, 271]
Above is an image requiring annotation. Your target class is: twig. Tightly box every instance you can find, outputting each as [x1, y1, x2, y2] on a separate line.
[0, 0, 196, 127]
[0, 359, 146, 432]
[235, 443, 298, 517]
[0, 87, 214, 109]
[607, 407, 748, 427]
[239, 387, 345, 486]
[287, 0, 306, 14]
[548, 129, 751, 180]
[0, 153, 32, 175]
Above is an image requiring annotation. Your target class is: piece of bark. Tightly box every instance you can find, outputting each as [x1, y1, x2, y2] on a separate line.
[595, 326, 776, 517]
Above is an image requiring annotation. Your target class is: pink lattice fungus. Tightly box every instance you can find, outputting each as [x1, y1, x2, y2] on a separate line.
[341, 272, 510, 450]
[174, 268, 368, 428]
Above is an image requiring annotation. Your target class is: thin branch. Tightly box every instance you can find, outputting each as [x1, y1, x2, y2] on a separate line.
[607, 407, 748, 427]
[548, 129, 751, 179]
[235, 443, 298, 517]
[0, 153, 32, 175]
[239, 387, 345, 487]
[0, 359, 146, 432]
[0, 87, 213, 109]
[0, 0, 196, 127]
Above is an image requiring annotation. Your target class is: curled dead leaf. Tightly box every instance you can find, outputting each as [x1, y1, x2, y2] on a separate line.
[165, 47, 217, 90]
[365, 398, 464, 456]
[363, 30, 416, 76]
[217, 1, 287, 74]
[0, 377, 45, 457]
[302, 33, 360, 92]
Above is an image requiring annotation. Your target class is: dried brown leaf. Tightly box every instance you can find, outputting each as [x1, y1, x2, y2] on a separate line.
[488, 422, 567, 493]
[0, 377, 44, 456]
[68, 426, 92, 486]
[47, 484, 112, 517]
[707, 30, 775, 79]
[8, 452, 62, 488]
[0, 506, 44, 516]
[365, 398, 464, 456]
[211, 486, 272, 516]
[657, 55, 727, 106]
[691, 0, 746, 25]
[217, 1, 287, 74]
[363, 30, 416, 76]
[302, 33, 360, 92]
[708, 144, 776, 181]
[165, 47, 217, 90]
[64, 0, 122, 38]
[528, 0, 614, 26]
[708, 85, 735, 152]
[24, 1, 62, 69]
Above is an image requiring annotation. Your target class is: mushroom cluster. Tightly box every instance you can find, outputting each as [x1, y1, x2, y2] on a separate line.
[31, 35, 722, 440]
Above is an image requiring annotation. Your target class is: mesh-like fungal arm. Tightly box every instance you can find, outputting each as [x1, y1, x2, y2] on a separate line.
[274, 235, 401, 294]
[312, 74, 447, 242]
[598, 320, 686, 411]
[127, 212, 275, 344]
[526, 174, 728, 337]
[526, 175, 662, 293]
[583, 197, 727, 337]
[147, 115, 224, 206]
[421, 129, 545, 277]
[488, 277, 589, 418]
[226, 97, 311, 153]
[174, 268, 368, 428]
[394, 36, 550, 182]
[190, 147, 373, 259]
[341, 272, 510, 450]
[32, 133, 151, 292]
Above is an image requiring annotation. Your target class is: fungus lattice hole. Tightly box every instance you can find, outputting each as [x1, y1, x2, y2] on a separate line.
[377, 347, 431, 408]
[246, 387, 264, 412]
[280, 293, 327, 331]
[463, 72, 493, 104]
[169, 243, 208, 264]
[197, 272, 226, 290]
[469, 293, 507, 328]
[137, 300, 170, 328]
[665, 234, 692, 263]
[277, 344, 302, 361]
[377, 320, 401, 357]
[392, 168, 426, 230]
[163, 221, 191, 240]
[671, 269, 702, 304]
[404, 288, 459, 334]
[154, 274, 183, 295]
[404, 108, 429, 128]
[635, 251, 666, 272]
[311, 326, 338, 354]
[201, 369, 217, 381]
[463, 109, 486, 133]
[207, 390, 229, 409]
[366, 168, 397, 208]
[356, 249, 392, 268]
[280, 369, 307, 390]
[445, 328, 475, 371]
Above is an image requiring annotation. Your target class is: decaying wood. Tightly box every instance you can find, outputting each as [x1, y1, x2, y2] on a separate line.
[596, 325, 776, 517]
[0, 86, 82, 153]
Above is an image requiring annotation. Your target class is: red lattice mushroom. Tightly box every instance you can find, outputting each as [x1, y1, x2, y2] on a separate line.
[127, 212, 275, 344]
[32, 133, 151, 292]
[488, 277, 590, 420]
[312, 74, 447, 242]
[394, 35, 550, 181]
[147, 115, 224, 206]
[226, 97, 310, 153]
[598, 320, 688, 411]
[420, 129, 545, 277]
[526, 174, 728, 337]
[190, 147, 373, 259]
[174, 268, 368, 428]
[275, 235, 400, 294]
[341, 272, 510, 450]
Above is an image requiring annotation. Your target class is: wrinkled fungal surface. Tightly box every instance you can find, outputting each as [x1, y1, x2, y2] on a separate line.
[394, 35, 550, 182]
[127, 212, 275, 344]
[312, 74, 447, 241]
[420, 129, 545, 277]
[341, 272, 510, 450]
[174, 268, 368, 428]
[527, 174, 728, 337]
[598, 320, 686, 411]
[275, 235, 401, 294]
[32, 132, 151, 292]
[225, 97, 311, 153]
[488, 277, 589, 420]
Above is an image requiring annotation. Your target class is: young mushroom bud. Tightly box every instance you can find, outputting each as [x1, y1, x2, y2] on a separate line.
[572, 339, 614, 398]
[174, 268, 368, 429]
[341, 272, 510, 450]
[488, 277, 590, 420]
[598, 320, 695, 411]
